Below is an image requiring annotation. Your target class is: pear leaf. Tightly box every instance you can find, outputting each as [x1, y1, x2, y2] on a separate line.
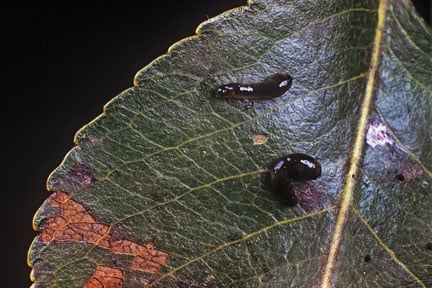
[29, 0, 432, 287]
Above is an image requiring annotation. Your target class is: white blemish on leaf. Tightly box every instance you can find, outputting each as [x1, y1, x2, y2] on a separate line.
[366, 119, 394, 148]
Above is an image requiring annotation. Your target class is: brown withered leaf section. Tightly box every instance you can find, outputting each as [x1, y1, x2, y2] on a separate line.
[40, 191, 169, 274]
[84, 265, 124, 288]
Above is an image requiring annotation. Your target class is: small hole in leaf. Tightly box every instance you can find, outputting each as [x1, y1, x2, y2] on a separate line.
[252, 132, 269, 145]
[395, 173, 405, 181]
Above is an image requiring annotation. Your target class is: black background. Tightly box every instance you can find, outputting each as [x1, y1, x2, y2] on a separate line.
[1, 1, 430, 287]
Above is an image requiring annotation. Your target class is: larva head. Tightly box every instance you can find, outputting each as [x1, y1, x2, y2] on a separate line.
[265, 73, 293, 90]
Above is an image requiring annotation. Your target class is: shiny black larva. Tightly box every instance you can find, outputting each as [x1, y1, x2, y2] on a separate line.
[215, 73, 292, 99]
[272, 153, 321, 182]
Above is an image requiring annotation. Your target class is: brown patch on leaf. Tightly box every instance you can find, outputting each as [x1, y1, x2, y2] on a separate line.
[40, 192, 169, 274]
[295, 182, 326, 212]
[399, 161, 423, 181]
[84, 265, 124, 288]
[40, 192, 109, 244]
[111, 240, 169, 274]
[67, 163, 97, 187]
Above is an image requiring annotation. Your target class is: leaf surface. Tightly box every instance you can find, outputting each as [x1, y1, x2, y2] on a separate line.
[29, 0, 432, 287]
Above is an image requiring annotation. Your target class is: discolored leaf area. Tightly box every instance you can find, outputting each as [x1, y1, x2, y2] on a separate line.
[28, 0, 432, 287]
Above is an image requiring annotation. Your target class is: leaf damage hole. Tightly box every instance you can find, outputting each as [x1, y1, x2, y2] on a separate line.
[39, 192, 169, 274]
[395, 173, 405, 181]
[84, 264, 124, 288]
[366, 118, 424, 183]
[252, 132, 269, 145]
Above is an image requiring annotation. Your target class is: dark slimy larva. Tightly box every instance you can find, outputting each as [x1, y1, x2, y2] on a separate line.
[270, 171, 298, 206]
[273, 153, 321, 181]
[270, 153, 321, 206]
[215, 73, 292, 99]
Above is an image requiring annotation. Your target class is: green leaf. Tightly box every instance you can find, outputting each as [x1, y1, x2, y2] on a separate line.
[28, 0, 432, 287]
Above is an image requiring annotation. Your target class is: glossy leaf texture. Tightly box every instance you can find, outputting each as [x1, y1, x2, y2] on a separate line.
[28, 0, 432, 287]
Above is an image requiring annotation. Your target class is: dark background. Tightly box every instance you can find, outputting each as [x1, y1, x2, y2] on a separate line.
[1, 1, 430, 287]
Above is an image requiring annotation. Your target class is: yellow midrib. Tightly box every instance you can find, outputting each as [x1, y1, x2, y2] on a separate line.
[319, 0, 387, 287]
